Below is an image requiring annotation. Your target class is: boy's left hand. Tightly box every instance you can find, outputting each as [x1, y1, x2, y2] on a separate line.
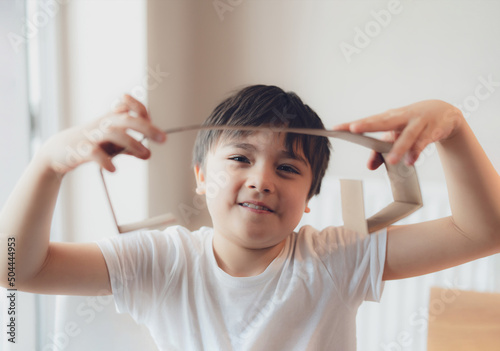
[333, 99, 500, 281]
[333, 100, 465, 168]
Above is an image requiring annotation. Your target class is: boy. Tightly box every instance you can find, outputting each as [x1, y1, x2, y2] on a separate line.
[1, 85, 499, 350]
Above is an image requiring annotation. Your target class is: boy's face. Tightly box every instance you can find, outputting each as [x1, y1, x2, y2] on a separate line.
[194, 131, 312, 250]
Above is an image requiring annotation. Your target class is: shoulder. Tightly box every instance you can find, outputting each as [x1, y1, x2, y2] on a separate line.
[296, 224, 362, 246]
[295, 225, 386, 256]
[142, 225, 212, 252]
[98, 225, 213, 256]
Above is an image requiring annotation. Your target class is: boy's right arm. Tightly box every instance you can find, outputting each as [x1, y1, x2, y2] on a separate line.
[0, 95, 166, 296]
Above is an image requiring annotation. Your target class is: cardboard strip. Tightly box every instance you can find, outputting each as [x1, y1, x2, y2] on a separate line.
[340, 179, 368, 235]
[99, 125, 422, 234]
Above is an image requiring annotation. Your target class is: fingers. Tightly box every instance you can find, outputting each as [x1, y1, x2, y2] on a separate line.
[49, 95, 167, 175]
[93, 129, 153, 173]
[334, 100, 463, 168]
[335, 109, 428, 165]
[386, 118, 427, 164]
[365, 131, 391, 170]
[333, 108, 409, 134]
[331, 122, 351, 131]
[113, 95, 166, 140]
[367, 151, 384, 170]
[114, 94, 149, 120]
[90, 147, 117, 173]
[110, 112, 166, 143]
[99, 142, 125, 157]
[91, 95, 166, 170]
[99, 130, 151, 160]
[405, 140, 428, 165]
[404, 124, 445, 165]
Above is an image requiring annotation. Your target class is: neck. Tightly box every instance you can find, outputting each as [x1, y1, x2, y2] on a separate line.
[212, 234, 287, 277]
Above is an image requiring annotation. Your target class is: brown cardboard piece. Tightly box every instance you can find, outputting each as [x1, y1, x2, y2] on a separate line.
[100, 125, 422, 234]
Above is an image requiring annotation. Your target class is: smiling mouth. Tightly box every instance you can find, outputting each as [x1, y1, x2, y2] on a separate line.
[239, 202, 274, 213]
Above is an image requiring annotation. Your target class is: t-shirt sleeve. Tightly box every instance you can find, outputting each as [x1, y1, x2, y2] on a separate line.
[95, 228, 183, 324]
[312, 226, 387, 304]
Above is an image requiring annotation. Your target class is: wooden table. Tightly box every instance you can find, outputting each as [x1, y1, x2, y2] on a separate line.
[427, 287, 500, 350]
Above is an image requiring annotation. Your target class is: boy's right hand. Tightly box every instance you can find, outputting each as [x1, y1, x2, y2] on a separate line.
[41, 95, 166, 175]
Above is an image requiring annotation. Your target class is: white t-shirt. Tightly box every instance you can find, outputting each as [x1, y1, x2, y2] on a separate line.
[97, 225, 387, 351]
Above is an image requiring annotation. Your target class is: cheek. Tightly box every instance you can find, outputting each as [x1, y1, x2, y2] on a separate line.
[283, 179, 309, 198]
[207, 168, 231, 188]
[204, 174, 240, 206]
[283, 186, 310, 213]
[203, 162, 232, 199]
[204, 180, 225, 201]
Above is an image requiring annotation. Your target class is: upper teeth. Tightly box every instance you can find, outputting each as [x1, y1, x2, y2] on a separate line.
[241, 203, 271, 211]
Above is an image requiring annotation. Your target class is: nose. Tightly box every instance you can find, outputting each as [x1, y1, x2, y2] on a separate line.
[245, 165, 275, 194]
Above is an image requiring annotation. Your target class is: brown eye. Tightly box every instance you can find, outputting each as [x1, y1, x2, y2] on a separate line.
[278, 165, 300, 174]
[229, 155, 250, 163]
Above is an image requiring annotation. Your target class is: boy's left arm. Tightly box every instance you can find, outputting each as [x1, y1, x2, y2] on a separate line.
[334, 100, 500, 280]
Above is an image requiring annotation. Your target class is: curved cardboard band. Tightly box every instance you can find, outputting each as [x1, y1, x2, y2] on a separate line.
[100, 125, 422, 234]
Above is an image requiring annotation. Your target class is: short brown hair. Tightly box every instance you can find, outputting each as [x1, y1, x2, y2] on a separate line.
[192, 85, 331, 199]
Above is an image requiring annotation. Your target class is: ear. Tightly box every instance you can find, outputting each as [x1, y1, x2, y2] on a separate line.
[194, 164, 206, 195]
[304, 200, 311, 214]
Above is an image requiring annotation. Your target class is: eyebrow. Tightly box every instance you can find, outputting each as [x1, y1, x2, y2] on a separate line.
[224, 142, 309, 166]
